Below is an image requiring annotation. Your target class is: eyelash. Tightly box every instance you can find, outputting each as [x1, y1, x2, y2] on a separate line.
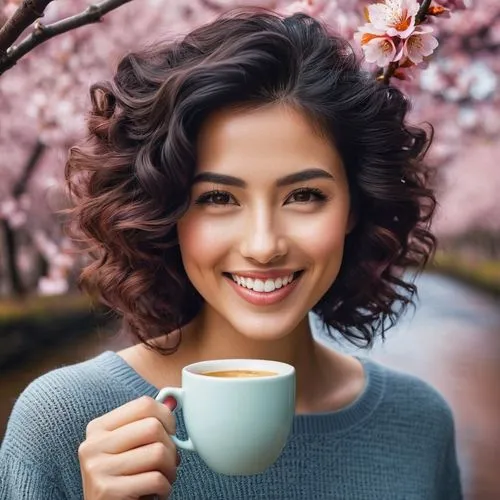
[194, 187, 329, 206]
[288, 187, 328, 203]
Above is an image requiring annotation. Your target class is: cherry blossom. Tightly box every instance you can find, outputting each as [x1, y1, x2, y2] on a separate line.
[366, 0, 420, 39]
[1, 1, 18, 19]
[398, 25, 439, 64]
[280, 0, 315, 15]
[433, 0, 468, 10]
[354, 30, 398, 66]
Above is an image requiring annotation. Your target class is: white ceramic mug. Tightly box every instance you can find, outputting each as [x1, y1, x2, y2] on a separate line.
[155, 358, 296, 476]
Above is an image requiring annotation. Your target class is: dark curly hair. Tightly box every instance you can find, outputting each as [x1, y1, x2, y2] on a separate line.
[65, 8, 436, 351]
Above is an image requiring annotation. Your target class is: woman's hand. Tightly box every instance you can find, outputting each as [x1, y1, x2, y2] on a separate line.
[78, 395, 178, 500]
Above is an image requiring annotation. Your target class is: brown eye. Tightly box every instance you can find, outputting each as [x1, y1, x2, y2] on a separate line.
[211, 192, 231, 204]
[285, 188, 327, 204]
[291, 191, 313, 202]
[195, 191, 237, 206]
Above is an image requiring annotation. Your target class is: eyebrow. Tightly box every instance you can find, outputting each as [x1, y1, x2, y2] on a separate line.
[192, 168, 335, 188]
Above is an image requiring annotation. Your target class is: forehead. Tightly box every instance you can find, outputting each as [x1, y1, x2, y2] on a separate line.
[195, 104, 344, 180]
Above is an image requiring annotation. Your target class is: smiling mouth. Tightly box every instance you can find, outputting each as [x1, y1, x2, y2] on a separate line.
[222, 271, 304, 293]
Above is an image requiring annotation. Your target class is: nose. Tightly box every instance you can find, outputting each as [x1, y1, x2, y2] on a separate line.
[239, 207, 288, 264]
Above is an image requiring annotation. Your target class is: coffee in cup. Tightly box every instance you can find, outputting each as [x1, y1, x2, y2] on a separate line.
[201, 369, 278, 378]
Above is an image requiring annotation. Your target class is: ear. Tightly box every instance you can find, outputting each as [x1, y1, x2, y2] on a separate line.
[346, 210, 357, 235]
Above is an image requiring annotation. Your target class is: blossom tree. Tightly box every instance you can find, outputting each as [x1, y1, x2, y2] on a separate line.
[0, 0, 498, 296]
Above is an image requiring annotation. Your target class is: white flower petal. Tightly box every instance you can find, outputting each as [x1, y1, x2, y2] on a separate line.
[363, 37, 397, 67]
[367, 4, 391, 31]
[401, 0, 421, 17]
[368, 0, 419, 38]
[404, 33, 439, 64]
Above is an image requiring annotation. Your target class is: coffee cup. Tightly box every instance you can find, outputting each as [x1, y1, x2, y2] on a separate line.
[155, 358, 296, 476]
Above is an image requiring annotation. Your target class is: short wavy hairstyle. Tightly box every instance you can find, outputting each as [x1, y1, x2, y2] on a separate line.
[66, 8, 436, 351]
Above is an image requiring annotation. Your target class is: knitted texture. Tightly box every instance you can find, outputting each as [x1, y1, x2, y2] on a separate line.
[0, 352, 462, 499]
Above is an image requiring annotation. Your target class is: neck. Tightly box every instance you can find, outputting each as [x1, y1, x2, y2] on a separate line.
[180, 305, 314, 365]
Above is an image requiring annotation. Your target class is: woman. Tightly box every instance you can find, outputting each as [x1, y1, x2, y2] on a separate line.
[0, 9, 462, 500]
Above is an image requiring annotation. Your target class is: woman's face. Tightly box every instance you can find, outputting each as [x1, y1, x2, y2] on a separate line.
[177, 104, 353, 341]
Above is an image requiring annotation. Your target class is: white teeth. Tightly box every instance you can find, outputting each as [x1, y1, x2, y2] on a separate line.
[253, 279, 264, 292]
[230, 273, 297, 293]
[264, 279, 275, 292]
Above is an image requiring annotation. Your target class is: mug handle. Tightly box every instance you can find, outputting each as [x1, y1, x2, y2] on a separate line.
[155, 387, 195, 451]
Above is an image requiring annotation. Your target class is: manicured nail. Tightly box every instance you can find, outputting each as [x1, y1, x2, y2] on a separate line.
[163, 395, 177, 411]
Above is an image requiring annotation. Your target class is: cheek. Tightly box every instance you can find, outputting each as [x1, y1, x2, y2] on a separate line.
[177, 214, 233, 273]
[289, 209, 349, 260]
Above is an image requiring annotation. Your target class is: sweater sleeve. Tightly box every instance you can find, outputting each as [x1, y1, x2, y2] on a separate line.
[0, 453, 65, 500]
[433, 401, 463, 500]
[0, 373, 81, 500]
[440, 430, 463, 500]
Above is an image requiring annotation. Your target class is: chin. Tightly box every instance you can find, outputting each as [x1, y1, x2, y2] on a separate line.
[227, 313, 306, 343]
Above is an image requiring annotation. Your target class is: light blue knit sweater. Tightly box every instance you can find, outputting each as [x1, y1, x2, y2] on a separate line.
[0, 351, 462, 499]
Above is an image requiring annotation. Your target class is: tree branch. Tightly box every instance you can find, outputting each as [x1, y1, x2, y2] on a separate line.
[0, 0, 54, 55]
[415, 0, 432, 24]
[381, 61, 399, 85]
[12, 139, 45, 197]
[197, 0, 225, 11]
[0, 0, 135, 75]
[1, 139, 46, 297]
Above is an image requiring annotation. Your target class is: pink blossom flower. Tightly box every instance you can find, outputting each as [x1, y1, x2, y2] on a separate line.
[280, 0, 314, 16]
[279, 0, 331, 17]
[366, 0, 421, 39]
[38, 275, 69, 296]
[432, 0, 468, 10]
[355, 29, 399, 67]
[398, 26, 439, 64]
[2, 1, 19, 19]
[427, 5, 452, 18]
[354, 21, 400, 67]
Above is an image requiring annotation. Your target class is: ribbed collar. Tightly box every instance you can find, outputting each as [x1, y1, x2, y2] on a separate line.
[95, 351, 386, 436]
[291, 356, 385, 435]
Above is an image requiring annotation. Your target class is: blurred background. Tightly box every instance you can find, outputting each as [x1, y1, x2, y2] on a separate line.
[0, 0, 498, 498]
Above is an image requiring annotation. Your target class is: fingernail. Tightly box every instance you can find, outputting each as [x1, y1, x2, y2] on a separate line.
[176, 451, 181, 466]
[163, 395, 177, 411]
